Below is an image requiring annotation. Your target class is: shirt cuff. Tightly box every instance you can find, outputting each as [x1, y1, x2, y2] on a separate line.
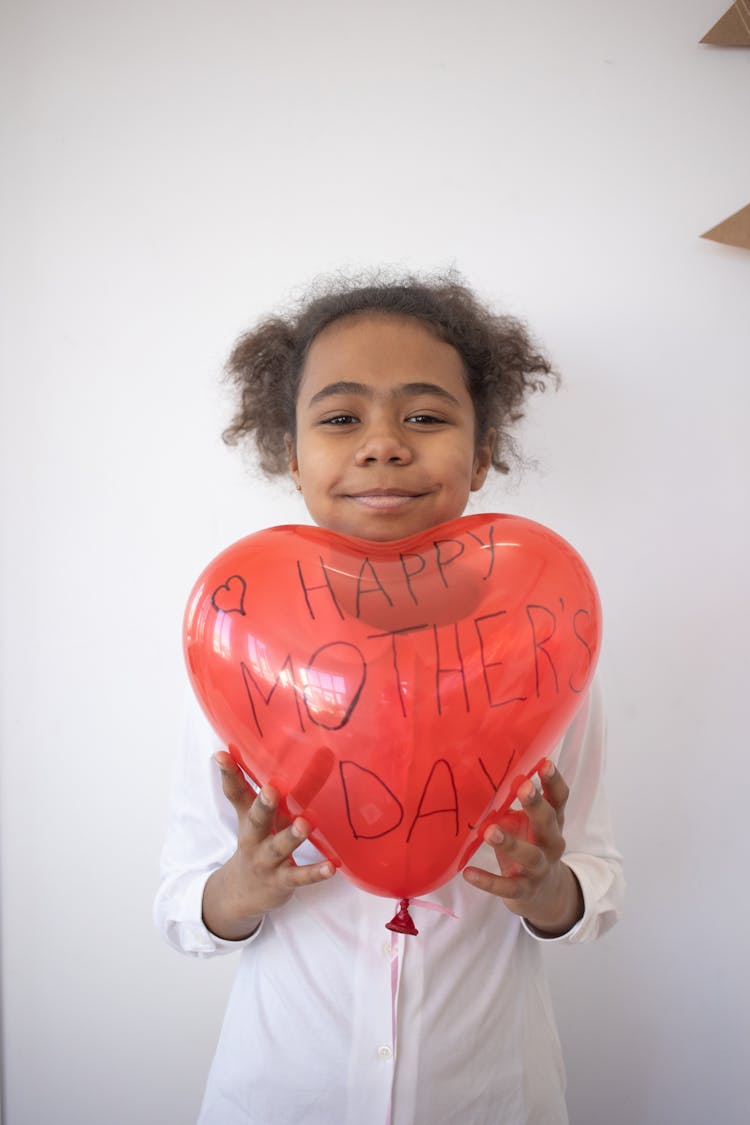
[164, 869, 266, 956]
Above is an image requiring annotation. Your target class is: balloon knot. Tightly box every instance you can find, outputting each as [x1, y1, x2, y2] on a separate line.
[385, 898, 419, 936]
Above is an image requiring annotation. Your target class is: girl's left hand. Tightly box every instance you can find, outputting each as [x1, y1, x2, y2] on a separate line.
[462, 761, 584, 937]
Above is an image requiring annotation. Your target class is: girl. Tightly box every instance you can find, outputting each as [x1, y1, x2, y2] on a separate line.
[155, 274, 623, 1125]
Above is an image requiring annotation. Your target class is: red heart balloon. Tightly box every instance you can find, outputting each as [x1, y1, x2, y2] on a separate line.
[184, 513, 601, 906]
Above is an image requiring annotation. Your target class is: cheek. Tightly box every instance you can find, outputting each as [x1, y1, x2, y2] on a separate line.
[447, 437, 483, 478]
[294, 439, 341, 491]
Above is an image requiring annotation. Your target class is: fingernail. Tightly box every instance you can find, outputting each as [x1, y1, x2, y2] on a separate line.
[542, 761, 555, 779]
[319, 863, 334, 878]
[290, 821, 304, 839]
[487, 827, 504, 846]
[521, 782, 538, 803]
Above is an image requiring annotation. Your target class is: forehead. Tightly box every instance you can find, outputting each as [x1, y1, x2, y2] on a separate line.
[298, 313, 470, 401]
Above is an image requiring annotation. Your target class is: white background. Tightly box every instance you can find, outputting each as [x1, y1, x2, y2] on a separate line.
[1, 1, 749, 1122]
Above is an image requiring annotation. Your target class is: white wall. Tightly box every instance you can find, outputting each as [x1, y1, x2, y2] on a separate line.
[1, 1, 748, 1122]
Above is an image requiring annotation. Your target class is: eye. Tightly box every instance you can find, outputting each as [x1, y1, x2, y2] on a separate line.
[320, 412, 359, 426]
[405, 412, 447, 425]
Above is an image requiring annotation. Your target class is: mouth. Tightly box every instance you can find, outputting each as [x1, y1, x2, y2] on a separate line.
[342, 489, 429, 511]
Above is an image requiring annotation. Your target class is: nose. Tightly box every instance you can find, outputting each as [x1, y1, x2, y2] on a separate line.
[354, 421, 413, 466]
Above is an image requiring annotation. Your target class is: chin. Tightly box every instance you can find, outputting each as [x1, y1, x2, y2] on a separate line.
[351, 515, 442, 543]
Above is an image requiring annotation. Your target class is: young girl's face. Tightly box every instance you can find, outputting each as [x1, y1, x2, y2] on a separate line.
[287, 313, 494, 542]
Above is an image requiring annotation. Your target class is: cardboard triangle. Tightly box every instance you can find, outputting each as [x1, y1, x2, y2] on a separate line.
[701, 202, 750, 250]
[700, 2, 750, 45]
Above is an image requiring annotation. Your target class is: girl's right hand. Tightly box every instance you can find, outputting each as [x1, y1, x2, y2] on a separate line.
[201, 751, 336, 941]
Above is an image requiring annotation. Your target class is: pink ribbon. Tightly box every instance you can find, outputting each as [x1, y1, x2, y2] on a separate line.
[385, 899, 458, 1125]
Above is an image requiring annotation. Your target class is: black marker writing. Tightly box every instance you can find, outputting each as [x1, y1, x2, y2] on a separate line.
[339, 760, 404, 839]
[355, 558, 394, 617]
[296, 557, 344, 621]
[433, 537, 465, 587]
[526, 604, 559, 697]
[368, 624, 429, 717]
[569, 608, 594, 693]
[406, 759, 460, 842]
[302, 642, 367, 730]
[211, 575, 247, 616]
[240, 655, 305, 739]
[466, 524, 496, 581]
[433, 623, 469, 715]
[474, 611, 527, 708]
[399, 551, 427, 605]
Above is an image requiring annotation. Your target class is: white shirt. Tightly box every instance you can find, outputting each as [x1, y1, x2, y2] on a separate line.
[154, 678, 623, 1125]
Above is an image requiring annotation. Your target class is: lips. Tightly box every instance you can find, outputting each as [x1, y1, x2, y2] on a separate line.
[343, 489, 428, 510]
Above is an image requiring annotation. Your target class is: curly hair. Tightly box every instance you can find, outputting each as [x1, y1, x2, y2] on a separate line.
[223, 271, 556, 476]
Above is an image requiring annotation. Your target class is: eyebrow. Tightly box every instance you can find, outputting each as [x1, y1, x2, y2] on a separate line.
[307, 380, 462, 408]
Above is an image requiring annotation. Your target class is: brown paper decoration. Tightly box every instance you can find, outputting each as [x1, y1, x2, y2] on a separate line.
[701, 2, 750, 45]
[701, 202, 750, 250]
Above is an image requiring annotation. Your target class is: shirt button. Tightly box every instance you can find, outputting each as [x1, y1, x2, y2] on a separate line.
[377, 1045, 393, 1061]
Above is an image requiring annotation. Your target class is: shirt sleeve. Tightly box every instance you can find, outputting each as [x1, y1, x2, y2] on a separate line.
[153, 691, 265, 957]
[521, 675, 624, 944]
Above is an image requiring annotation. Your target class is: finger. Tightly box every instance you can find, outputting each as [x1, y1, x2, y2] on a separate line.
[462, 865, 529, 901]
[253, 819, 338, 889]
[244, 784, 284, 844]
[258, 816, 313, 865]
[494, 808, 526, 842]
[278, 856, 337, 890]
[539, 761, 569, 823]
[483, 824, 548, 878]
[215, 752, 254, 814]
[516, 780, 565, 858]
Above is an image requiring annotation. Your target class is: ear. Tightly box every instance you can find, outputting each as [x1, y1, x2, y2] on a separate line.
[284, 433, 300, 487]
[470, 428, 496, 492]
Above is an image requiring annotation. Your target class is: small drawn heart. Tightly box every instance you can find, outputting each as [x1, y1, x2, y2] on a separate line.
[210, 575, 247, 616]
